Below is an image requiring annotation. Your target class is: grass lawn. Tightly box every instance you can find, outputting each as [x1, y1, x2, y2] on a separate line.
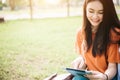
[0, 16, 82, 80]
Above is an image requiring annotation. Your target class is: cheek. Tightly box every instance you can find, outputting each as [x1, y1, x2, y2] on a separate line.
[99, 15, 103, 22]
[86, 12, 92, 20]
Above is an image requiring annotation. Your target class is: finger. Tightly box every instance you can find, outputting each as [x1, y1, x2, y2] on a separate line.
[71, 61, 80, 69]
[71, 57, 83, 69]
[84, 74, 98, 79]
[73, 62, 80, 69]
[89, 71, 100, 75]
[78, 60, 86, 69]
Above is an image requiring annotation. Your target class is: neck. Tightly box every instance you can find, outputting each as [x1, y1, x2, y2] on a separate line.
[91, 26, 98, 33]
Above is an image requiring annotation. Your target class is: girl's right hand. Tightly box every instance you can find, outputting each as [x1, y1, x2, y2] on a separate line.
[71, 56, 86, 69]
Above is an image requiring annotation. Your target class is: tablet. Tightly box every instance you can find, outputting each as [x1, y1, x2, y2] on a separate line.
[65, 68, 92, 76]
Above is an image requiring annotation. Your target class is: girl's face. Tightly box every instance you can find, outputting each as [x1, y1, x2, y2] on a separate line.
[86, 0, 103, 28]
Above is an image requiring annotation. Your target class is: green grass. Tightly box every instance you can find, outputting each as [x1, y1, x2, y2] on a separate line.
[0, 16, 82, 80]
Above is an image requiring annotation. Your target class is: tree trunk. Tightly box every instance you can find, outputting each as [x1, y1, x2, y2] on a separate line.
[9, 0, 15, 10]
[67, 0, 70, 16]
[29, 0, 33, 19]
[117, 0, 119, 6]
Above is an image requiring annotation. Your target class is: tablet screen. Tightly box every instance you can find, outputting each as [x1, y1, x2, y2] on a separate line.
[65, 68, 92, 76]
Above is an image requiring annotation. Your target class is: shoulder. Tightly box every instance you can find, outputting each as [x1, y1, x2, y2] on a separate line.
[75, 27, 84, 44]
[76, 27, 84, 37]
[76, 27, 82, 33]
[76, 28, 81, 37]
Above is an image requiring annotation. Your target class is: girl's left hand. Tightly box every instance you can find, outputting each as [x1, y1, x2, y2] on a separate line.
[84, 71, 107, 80]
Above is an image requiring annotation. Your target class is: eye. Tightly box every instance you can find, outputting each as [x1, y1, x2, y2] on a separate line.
[89, 10, 94, 13]
[98, 11, 103, 14]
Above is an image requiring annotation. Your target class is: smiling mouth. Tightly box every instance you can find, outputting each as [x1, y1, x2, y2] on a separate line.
[92, 20, 100, 24]
[92, 19, 100, 22]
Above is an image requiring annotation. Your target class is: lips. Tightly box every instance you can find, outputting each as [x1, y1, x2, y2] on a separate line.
[90, 19, 101, 27]
[92, 19, 100, 23]
[91, 19, 101, 25]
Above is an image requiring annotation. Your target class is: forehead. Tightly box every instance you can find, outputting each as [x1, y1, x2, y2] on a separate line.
[86, 0, 103, 10]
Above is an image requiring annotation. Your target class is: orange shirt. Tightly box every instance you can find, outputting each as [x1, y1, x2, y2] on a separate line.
[75, 28, 120, 73]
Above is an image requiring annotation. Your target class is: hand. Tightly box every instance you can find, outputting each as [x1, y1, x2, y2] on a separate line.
[84, 71, 107, 80]
[71, 56, 86, 69]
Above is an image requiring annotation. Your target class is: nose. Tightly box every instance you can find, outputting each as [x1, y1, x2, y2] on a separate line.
[92, 13, 98, 19]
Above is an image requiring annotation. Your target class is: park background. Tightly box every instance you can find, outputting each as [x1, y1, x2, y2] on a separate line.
[0, 0, 120, 80]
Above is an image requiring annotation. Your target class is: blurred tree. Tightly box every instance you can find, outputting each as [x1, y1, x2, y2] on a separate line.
[6, 0, 28, 10]
[60, 0, 82, 5]
[29, 0, 33, 19]
[8, 0, 15, 10]
[67, 0, 70, 16]
[16, 0, 29, 7]
[60, 0, 82, 16]
[116, 0, 119, 5]
[0, 0, 3, 10]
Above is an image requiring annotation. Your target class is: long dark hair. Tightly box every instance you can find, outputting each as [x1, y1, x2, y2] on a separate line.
[82, 0, 120, 57]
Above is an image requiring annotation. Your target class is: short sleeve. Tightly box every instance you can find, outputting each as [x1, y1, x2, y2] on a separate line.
[107, 43, 120, 63]
[75, 29, 83, 54]
[108, 28, 120, 63]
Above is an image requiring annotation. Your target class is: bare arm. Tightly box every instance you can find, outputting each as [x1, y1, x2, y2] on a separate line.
[84, 63, 117, 80]
[104, 63, 117, 80]
[71, 55, 86, 69]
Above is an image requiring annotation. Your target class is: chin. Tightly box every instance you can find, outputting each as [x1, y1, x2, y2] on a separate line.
[93, 25, 99, 27]
[92, 23, 100, 27]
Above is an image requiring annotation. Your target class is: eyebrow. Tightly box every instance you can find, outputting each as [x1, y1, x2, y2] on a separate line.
[89, 8, 103, 11]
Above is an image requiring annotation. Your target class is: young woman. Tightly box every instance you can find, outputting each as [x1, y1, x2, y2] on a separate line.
[44, 0, 120, 80]
[72, 0, 120, 80]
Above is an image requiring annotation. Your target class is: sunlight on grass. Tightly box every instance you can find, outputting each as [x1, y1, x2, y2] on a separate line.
[0, 17, 82, 80]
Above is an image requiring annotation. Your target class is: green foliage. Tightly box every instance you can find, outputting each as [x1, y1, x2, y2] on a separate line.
[0, 1, 3, 7]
